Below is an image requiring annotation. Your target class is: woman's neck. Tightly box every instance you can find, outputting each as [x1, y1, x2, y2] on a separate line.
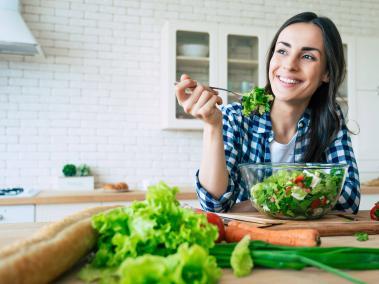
[270, 101, 307, 144]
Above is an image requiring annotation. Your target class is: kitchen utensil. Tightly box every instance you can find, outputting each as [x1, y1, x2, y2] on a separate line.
[218, 211, 379, 236]
[174, 82, 243, 99]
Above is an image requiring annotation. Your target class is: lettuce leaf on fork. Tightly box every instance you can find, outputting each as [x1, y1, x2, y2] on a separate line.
[241, 87, 273, 116]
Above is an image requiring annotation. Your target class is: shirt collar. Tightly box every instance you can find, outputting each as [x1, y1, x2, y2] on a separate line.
[251, 108, 311, 134]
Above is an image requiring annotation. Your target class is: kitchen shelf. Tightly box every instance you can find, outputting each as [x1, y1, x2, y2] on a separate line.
[176, 56, 209, 67]
[227, 59, 258, 68]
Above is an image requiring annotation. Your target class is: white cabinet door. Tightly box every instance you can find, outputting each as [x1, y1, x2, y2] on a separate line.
[161, 21, 218, 130]
[0, 205, 35, 223]
[356, 37, 379, 91]
[161, 21, 267, 130]
[36, 203, 102, 222]
[218, 25, 267, 105]
[355, 90, 379, 161]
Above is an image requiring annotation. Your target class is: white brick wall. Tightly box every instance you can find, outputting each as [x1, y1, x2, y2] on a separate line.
[0, 0, 378, 190]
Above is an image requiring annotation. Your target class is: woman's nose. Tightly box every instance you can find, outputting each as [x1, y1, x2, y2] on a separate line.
[283, 55, 298, 71]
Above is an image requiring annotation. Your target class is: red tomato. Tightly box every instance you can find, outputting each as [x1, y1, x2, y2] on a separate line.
[370, 202, 379, 221]
[311, 199, 321, 209]
[195, 209, 226, 242]
[321, 196, 328, 206]
[294, 175, 304, 183]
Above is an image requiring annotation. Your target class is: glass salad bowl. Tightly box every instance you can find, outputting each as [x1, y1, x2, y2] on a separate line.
[238, 163, 348, 220]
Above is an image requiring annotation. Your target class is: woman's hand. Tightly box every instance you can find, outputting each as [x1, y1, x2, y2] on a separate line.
[175, 74, 223, 127]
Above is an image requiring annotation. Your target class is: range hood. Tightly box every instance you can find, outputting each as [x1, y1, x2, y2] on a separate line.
[0, 0, 43, 56]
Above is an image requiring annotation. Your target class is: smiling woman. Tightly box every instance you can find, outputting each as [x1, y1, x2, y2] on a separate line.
[174, 12, 360, 215]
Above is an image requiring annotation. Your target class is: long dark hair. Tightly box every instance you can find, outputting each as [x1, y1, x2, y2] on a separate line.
[265, 12, 346, 162]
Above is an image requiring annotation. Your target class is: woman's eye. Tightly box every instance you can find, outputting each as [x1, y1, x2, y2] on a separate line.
[303, 54, 316, 61]
[276, 49, 287, 55]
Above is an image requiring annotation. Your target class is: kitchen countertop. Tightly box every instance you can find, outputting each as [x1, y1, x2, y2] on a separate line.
[0, 222, 377, 283]
[0, 186, 378, 206]
[0, 188, 197, 205]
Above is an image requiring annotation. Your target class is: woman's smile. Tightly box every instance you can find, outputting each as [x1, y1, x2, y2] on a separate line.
[277, 75, 303, 87]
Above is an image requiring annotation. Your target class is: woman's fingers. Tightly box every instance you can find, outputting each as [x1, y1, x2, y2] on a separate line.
[196, 95, 222, 120]
[190, 90, 221, 118]
[175, 75, 197, 105]
[181, 84, 204, 113]
[175, 74, 223, 124]
[180, 74, 191, 81]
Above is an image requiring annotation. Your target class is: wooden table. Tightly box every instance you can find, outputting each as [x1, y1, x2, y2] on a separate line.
[0, 222, 378, 284]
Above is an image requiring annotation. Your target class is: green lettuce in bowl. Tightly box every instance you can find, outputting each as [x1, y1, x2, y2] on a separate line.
[238, 163, 347, 220]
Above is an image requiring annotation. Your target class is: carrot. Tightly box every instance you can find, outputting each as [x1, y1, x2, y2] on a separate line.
[225, 220, 320, 247]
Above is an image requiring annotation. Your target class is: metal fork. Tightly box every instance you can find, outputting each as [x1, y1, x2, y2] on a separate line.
[174, 81, 243, 98]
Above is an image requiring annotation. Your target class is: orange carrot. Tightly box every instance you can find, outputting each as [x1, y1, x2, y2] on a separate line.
[225, 220, 320, 247]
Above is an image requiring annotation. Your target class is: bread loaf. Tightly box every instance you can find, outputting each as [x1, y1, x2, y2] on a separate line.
[0, 205, 119, 284]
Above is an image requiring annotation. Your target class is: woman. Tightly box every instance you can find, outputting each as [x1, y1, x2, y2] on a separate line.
[175, 12, 360, 213]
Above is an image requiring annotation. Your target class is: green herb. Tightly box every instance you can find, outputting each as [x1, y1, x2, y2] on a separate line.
[250, 168, 345, 219]
[354, 232, 369, 241]
[230, 236, 253, 277]
[62, 164, 76, 177]
[210, 241, 379, 284]
[241, 87, 273, 116]
[77, 164, 91, 176]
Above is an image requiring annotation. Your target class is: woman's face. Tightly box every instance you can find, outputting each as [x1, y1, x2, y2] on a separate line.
[269, 22, 329, 105]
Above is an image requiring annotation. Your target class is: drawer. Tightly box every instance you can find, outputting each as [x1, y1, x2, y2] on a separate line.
[0, 205, 35, 223]
[36, 203, 102, 222]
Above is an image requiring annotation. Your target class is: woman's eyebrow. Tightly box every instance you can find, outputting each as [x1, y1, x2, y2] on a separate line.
[277, 41, 321, 54]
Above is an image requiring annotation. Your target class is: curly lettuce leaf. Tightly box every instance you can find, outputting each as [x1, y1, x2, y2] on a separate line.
[241, 87, 273, 116]
[118, 244, 221, 284]
[89, 181, 218, 268]
[230, 236, 253, 277]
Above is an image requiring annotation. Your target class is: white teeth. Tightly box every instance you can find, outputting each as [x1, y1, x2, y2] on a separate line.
[279, 76, 299, 84]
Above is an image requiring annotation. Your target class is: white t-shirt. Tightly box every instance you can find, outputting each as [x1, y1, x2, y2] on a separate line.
[269, 132, 297, 163]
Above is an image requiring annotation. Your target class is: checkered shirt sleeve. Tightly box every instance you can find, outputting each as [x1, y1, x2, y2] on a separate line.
[324, 108, 360, 213]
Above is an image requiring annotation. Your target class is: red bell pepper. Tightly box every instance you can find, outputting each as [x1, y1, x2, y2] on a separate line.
[370, 202, 379, 221]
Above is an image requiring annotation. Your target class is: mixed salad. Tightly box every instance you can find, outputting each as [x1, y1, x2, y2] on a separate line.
[250, 167, 345, 219]
[241, 87, 273, 116]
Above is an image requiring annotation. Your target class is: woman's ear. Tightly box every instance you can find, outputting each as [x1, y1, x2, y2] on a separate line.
[322, 72, 330, 83]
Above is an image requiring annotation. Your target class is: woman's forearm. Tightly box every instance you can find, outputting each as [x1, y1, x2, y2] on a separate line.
[199, 123, 229, 199]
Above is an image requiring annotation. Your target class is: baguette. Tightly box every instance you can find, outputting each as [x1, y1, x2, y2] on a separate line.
[0, 205, 120, 284]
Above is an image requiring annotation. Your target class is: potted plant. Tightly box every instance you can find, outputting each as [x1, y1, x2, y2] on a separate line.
[57, 163, 94, 191]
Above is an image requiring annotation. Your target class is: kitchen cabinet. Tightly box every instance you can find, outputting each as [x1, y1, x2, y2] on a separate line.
[0, 205, 35, 223]
[354, 37, 379, 181]
[161, 21, 266, 130]
[218, 25, 267, 105]
[356, 37, 379, 91]
[35, 203, 101, 222]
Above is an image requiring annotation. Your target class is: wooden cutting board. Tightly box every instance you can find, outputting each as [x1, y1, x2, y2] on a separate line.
[217, 211, 379, 236]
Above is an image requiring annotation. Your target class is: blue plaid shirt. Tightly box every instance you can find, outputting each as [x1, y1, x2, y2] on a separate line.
[195, 103, 360, 213]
